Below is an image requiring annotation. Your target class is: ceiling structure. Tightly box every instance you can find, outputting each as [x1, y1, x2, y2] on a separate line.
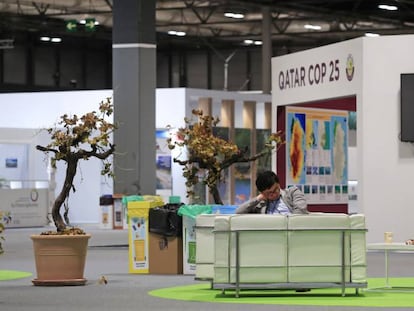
[1, 0, 414, 53]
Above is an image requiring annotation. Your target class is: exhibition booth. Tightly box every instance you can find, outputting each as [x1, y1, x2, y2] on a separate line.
[272, 34, 414, 243]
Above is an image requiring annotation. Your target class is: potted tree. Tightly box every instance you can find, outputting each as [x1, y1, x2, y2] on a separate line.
[32, 97, 116, 286]
[167, 109, 283, 204]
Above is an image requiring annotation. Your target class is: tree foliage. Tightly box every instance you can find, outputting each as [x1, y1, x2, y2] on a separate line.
[167, 109, 284, 204]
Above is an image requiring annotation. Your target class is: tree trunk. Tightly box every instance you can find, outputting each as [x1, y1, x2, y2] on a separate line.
[210, 186, 223, 205]
[52, 158, 78, 232]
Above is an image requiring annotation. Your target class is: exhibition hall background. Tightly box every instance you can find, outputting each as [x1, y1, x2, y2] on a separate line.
[0, 28, 265, 93]
[2, 0, 414, 245]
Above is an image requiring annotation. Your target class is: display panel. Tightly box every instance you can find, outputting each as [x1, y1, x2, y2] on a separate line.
[286, 107, 349, 204]
[400, 73, 414, 142]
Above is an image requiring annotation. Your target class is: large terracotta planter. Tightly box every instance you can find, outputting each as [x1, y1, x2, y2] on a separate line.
[31, 234, 91, 286]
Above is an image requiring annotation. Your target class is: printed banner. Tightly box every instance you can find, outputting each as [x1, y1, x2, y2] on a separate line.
[286, 107, 348, 204]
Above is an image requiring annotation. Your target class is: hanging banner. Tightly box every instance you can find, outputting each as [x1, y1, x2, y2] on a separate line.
[286, 107, 348, 204]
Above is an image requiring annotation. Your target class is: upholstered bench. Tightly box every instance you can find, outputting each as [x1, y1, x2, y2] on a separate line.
[195, 213, 367, 297]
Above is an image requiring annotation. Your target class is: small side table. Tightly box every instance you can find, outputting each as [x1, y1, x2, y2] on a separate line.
[367, 242, 414, 292]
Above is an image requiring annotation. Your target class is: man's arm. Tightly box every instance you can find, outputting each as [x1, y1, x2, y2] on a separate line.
[236, 198, 263, 214]
[284, 186, 308, 214]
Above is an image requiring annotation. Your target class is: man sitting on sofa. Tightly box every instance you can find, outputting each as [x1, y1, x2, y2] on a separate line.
[236, 170, 310, 292]
[236, 170, 308, 215]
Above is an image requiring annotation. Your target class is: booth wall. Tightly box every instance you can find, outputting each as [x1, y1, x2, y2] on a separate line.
[360, 35, 414, 243]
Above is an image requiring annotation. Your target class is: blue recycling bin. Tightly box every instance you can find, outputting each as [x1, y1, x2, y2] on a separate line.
[211, 204, 238, 214]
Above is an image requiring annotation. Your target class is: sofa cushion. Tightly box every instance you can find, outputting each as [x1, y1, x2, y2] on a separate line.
[229, 215, 289, 283]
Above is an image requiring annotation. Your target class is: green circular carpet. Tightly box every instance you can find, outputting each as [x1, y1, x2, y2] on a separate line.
[0, 270, 32, 281]
[149, 278, 414, 307]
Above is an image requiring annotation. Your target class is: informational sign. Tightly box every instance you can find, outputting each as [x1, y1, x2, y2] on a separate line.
[272, 38, 362, 106]
[0, 188, 48, 227]
[65, 20, 77, 32]
[84, 18, 96, 32]
[156, 129, 172, 200]
[286, 107, 348, 204]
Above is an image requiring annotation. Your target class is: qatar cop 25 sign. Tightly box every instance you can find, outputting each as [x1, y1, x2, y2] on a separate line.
[278, 54, 355, 91]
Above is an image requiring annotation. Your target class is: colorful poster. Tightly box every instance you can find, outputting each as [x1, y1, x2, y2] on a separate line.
[156, 129, 172, 195]
[287, 112, 306, 184]
[286, 107, 348, 204]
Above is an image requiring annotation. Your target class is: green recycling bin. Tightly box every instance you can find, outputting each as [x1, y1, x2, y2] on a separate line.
[178, 204, 212, 274]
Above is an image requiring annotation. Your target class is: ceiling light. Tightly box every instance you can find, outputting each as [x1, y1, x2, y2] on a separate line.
[40, 36, 62, 43]
[365, 32, 380, 37]
[224, 12, 244, 19]
[79, 19, 99, 25]
[378, 4, 398, 11]
[243, 39, 262, 46]
[167, 30, 186, 37]
[304, 24, 322, 30]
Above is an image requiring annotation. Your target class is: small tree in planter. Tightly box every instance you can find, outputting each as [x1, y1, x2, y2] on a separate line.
[167, 109, 284, 205]
[36, 97, 116, 233]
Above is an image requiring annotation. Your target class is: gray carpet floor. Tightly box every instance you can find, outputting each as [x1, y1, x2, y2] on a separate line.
[1, 225, 414, 311]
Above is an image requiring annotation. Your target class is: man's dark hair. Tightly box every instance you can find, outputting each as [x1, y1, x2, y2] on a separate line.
[255, 170, 280, 192]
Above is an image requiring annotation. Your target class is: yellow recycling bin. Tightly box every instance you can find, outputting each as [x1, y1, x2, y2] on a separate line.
[128, 198, 163, 273]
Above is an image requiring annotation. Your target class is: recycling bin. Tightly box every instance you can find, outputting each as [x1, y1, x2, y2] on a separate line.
[178, 204, 212, 274]
[128, 198, 163, 274]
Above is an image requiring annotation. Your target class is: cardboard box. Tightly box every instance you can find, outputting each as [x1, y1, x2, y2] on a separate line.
[149, 233, 183, 274]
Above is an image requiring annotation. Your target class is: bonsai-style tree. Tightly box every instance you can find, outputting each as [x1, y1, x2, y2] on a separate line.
[167, 109, 284, 205]
[36, 98, 116, 233]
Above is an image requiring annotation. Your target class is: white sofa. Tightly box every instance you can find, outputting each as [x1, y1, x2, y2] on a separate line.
[194, 214, 217, 281]
[195, 213, 367, 297]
